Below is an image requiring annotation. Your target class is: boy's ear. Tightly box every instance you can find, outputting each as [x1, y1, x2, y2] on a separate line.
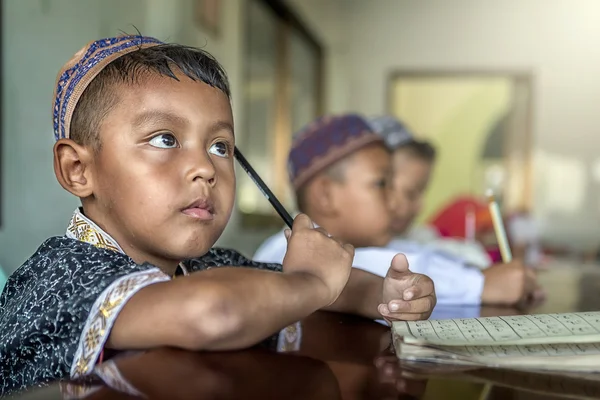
[306, 175, 339, 216]
[53, 139, 95, 198]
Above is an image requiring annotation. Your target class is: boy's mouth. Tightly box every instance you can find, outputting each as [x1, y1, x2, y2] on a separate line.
[182, 198, 215, 221]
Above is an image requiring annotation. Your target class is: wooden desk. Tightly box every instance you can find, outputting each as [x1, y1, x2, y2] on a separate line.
[11, 262, 600, 400]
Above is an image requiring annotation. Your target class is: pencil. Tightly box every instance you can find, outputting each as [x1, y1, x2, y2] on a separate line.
[486, 189, 512, 263]
[234, 146, 294, 228]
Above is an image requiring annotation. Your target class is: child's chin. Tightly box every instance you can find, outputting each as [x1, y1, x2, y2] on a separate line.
[182, 246, 212, 260]
[169, 242, 213, 260]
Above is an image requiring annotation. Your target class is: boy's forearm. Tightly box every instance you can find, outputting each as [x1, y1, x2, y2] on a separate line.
[107, 267, 329, 351]
[197, 268, 329, 350]
[322, 268, 383, 319]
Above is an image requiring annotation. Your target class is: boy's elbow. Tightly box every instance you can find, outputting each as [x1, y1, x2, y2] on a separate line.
[179, 286, 243, 350]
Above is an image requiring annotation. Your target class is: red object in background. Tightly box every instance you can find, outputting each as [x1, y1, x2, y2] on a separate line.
[429, 196, 493, 238]
[428, 195, 502, 263]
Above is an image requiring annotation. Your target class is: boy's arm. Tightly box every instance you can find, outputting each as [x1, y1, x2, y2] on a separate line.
[108, 213, 354, 352]
[322, 268, 383, 319]
[106, 267, 329, 351]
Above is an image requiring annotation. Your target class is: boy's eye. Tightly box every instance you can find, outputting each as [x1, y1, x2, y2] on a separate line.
[149, 133, 178, 149]
[209, 141, 230, 158]
[376, 178, 388, 188]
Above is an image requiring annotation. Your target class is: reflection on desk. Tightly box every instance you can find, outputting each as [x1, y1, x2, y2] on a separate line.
[64, 348, 343, 400]
[398, 362, 600, 399]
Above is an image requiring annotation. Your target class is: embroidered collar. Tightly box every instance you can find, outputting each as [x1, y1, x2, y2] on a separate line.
[65, 208, 188, 276]
[66, 208, 124, 253]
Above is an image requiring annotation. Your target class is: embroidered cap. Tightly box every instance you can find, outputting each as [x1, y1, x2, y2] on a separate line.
[52, 35, 164, 141]
[287, 114, 384, 190]
[368, 115, 414, 150]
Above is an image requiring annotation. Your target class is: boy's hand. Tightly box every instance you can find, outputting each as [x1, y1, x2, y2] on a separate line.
[282, 214, 354, 306]
[481, 260, 541, 305]
[379, 254, 436, 321]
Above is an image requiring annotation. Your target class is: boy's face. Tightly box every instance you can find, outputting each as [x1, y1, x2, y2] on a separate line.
[390, 150, 433, 235]
[86, 72, 235, 268]
[331, 144, 393, 248]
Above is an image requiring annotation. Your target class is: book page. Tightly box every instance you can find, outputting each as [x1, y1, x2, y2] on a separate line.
[393, 312, 600, 346]
[431, 342, 600, 358]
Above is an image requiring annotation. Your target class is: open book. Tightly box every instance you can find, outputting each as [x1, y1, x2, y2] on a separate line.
[392, 312, 600, 372]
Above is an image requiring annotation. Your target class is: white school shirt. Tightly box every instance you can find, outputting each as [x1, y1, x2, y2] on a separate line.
[401, 225, 492, 270]
[254, 230, 485, 306]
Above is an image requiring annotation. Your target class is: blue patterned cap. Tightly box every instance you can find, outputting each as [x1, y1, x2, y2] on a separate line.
[287, 114, 384, 190]
[368, 116, 414, 150]
[52, 35, 164, 141]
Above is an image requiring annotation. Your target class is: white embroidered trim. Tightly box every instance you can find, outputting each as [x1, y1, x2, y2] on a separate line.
[60, 382, 102, 400]
[94, 359, 144, 397]
[66, 208, 125, 254]
[70, 269, 170, 379]
[177, 262, 189, 276]
[277, 321, 302, 352]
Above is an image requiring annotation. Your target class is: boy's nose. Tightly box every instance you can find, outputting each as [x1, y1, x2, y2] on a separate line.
[186, 150, 217, 186]
[387, 188, 401, 212]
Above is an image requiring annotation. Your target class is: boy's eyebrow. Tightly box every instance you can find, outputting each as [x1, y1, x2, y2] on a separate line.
[208, 120, 235, 136]
[131, 111, 234, 136]
[132, 110, 189, 129]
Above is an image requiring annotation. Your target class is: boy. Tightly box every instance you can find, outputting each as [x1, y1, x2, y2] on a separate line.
[371, 115, 543, 302]
[0, 36, 435, 394]
[255, 114, 539, 306]
[370, 115, 492, 268]
[367, 115, 434, 239]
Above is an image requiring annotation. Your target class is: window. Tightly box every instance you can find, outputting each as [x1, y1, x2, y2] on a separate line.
[238, 0, 323, 228]
[388, 71, 534, 220]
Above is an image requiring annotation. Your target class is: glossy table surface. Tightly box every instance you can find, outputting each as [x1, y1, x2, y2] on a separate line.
[11, 261, 600, 400]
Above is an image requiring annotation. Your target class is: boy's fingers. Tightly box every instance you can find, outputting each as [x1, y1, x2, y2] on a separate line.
[523, 269, 537, 297]
[385, 296, 435, 314]
[534, 286, 546, 300]
[378, 303, 390, 315]
[284, 229, 292, 241]
[313, 227, 331, 237]
[380, 307, 430, 321]
[314, 228, 352, 250]
[342, 243, 355, 257]
[387, 254, 410, 279]
[402, 278, 434, 301]
[292, 213, 314, 231]
[526, 268, 537, 278]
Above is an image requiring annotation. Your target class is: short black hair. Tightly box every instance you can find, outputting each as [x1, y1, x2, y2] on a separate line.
[398, 139, 437, 163]
[71, 43, 230, 148]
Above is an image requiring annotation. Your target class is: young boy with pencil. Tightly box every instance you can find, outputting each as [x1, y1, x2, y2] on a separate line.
[254, 114, 540, 306]
[0, 35, 436, 394]
[372, 115, 544, 302]
[369, 115, 493, 269]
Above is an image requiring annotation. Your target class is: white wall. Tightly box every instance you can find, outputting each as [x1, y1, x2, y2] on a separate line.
[0, 0, 149, 272]
[341, 0, 600, 250]
[0, 0, 249, 272]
